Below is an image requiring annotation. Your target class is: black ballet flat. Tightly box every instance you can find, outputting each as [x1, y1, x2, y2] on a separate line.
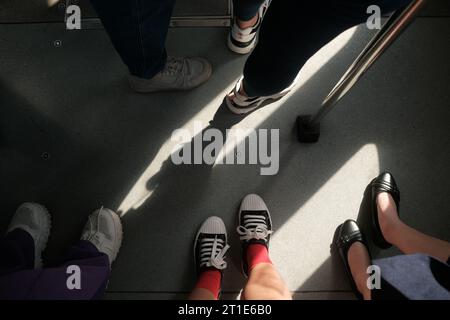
[334, 220, 370, 300]
[370, 172, 400, 249]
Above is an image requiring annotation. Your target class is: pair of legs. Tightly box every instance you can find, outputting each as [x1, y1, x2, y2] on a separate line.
[189, 194, 291, 300]
[347, 183, 450, 299]
[227, 0, 413, 113]
[243, 0, 412, 96]
[0, 203, 122, 299]
[89, 0, 266, 83]
[190, 263, 290, 300]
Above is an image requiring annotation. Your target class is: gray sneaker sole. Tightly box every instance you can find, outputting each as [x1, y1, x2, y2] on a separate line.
[128, 59, 212, 93]
[104, 210, 123, 264]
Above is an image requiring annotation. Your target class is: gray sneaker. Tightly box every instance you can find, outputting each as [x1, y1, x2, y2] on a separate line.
[81, 207, 123, 265]
[7, 203, 51, 269]
[128, 56, 212, 93]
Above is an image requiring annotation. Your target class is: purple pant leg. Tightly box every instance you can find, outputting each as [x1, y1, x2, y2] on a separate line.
[0, 233, 111, 300]
[0, 229, 35, 277]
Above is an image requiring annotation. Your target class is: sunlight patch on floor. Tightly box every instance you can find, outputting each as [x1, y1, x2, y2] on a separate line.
[116, 26, 358, 217]
[270, 143, 380, 290]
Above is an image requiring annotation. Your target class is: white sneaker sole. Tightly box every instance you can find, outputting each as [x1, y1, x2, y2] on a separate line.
[227, 35, 257, 55]
[107, 210, 123, 264]
[35, 205, 51, 269]
[225, 79, 297, 115]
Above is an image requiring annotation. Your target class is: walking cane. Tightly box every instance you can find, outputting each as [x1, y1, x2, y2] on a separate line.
[297, 0, 428, 143]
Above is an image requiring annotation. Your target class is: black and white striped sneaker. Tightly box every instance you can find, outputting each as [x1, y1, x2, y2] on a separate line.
[194, 216, 230, 275]
[225, 76, 297, 114]
[228, 0, 272, 54]
[237, 194, 273, 277]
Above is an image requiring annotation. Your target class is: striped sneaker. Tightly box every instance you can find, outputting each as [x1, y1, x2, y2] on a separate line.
[228, 0, 272, 54]
[194, 216, 230, 275]
[225, 76, 296, 114]
[237, 194, 273, 277]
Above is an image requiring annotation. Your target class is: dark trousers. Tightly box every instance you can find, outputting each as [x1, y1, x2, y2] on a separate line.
[90, 0, 265, 79]
[90, 0, 176, 79]
[234, 0, 266, 21]
[0, 229, 110, 300]
[244, 0, 412, 96]
[372, 254, 450, 300]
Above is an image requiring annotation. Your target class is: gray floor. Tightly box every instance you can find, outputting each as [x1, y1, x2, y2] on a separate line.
[1, 13, 449, 299]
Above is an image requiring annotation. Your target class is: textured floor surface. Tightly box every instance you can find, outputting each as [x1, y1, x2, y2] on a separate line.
[0, 6, 449, 299]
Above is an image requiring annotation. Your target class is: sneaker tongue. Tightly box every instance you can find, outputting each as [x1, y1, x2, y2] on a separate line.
[248, 238, 267, 246]
[97, 215, 113, 241]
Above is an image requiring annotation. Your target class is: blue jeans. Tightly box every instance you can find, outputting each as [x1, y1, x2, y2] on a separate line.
[90, 0, 176, 79]
[90, 0, 264, 79]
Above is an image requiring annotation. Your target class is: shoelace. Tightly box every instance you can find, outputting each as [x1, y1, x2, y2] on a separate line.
[162, 57, 184, 76]
[237, 214, 273, 241]
[82, 207, 107, 244]
[84, 232, 104, 243]
[199, 236, 230, 270]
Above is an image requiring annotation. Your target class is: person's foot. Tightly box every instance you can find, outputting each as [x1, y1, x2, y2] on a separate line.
[81, 207, 123, 265]
[376, 192, 401, 244]
[6, 203, 51, 268]
[225, 76, 296, 114]
[228, 0, 271, 54]
[237, 194, 273, 277]
[194, 216, 230, 274]
[370, 172, 400, 248]
[347, 242, 371, 299]
[334, 220, 371, 300]
[128, 56, 212, 93]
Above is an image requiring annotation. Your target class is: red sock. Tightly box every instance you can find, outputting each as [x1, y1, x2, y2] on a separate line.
[194, 269, 222, 299]
[247, 243, 272, 272]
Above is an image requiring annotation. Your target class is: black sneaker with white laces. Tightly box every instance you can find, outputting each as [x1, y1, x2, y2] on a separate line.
[194, 216, 230, 282]
[236, 194, 273, 277]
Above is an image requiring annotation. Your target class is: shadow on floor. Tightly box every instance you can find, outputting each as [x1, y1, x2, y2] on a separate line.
[1, 19, 449, 296]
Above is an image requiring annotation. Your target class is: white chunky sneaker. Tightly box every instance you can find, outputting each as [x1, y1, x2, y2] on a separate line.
[237, 194, 273, 277]
[81, 207, 123, 265]
[228, 0, 271, 54]
[7, 202, 51, 269]
[194, 216, 230, 275]
[128, 56, 212, 93]
[225, 76, 297, 114]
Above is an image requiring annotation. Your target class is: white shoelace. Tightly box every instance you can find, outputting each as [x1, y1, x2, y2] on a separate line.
[199, 236, 230, 270]
[162, 57, 184, 76]
[81, 207, 114, 252]
[237, 214, 273, 241]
